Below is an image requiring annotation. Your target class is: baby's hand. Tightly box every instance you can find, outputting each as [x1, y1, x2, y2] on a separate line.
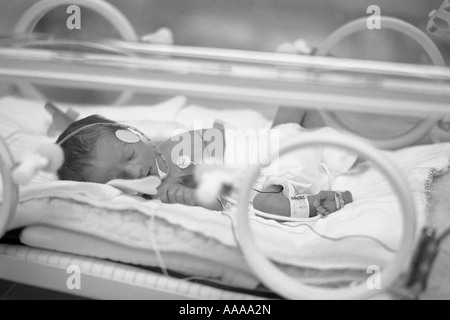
[156, 177, 196, 206]
[156, 177, 223, 211]
[312, 190, 353, 217]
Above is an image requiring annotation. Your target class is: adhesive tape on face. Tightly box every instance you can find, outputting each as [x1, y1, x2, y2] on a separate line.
[115, 129, 140, 144]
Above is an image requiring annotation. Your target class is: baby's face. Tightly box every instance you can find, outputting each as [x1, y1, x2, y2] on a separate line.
[87, 132, 159, 184]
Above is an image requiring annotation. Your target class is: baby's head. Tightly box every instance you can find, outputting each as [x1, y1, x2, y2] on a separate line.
[57, 115, 159, 184]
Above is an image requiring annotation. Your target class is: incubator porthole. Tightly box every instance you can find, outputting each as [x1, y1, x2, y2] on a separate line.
[236, 133, 416, 300]
[13, 0, 139, 105]
[316, 17, 445, 149]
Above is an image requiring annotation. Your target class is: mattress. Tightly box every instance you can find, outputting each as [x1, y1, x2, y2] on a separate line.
[0, 243, 267, 300]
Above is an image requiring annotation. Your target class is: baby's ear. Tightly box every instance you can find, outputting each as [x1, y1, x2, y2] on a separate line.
[45, 101, 79, 137]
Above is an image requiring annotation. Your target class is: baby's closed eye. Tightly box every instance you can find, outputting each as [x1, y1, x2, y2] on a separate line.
[127, 150, 136, 161]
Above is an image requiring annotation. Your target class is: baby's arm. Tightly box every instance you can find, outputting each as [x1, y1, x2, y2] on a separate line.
[253, 185, 353, 218]
[156, 177, 222, 211]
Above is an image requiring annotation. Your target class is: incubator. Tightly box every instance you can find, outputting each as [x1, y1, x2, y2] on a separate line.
[1, 0, 450, 300]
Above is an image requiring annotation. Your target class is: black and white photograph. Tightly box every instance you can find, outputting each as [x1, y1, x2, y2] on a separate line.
[0, 0, 450, 303]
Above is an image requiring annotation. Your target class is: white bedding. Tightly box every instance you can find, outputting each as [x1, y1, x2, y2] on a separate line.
[5, 181, 369, 289]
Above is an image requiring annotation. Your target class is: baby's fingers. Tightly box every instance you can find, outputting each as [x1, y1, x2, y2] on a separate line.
[317, 207, 329, 216]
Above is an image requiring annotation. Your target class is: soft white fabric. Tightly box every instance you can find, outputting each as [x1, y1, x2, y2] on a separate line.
[0, 119, 57, 183]
[4, 179, 365, 288]
[107, 175, 161, 196]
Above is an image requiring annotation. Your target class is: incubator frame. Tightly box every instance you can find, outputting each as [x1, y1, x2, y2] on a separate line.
[0, 40, 449, 120]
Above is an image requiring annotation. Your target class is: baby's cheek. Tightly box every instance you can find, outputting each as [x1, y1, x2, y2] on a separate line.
[139, 146, 156, 163]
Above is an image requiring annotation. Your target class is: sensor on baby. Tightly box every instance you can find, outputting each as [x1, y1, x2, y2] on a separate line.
[157, 130, 210, 178]
[115, 129, 140, 144]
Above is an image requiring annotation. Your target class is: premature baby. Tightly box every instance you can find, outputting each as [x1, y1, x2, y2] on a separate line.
[57, 115, 353, 218]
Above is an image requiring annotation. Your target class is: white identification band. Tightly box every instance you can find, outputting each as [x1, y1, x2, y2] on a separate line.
[334, 191, 345, 210]
[289, 194, 310, 219]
